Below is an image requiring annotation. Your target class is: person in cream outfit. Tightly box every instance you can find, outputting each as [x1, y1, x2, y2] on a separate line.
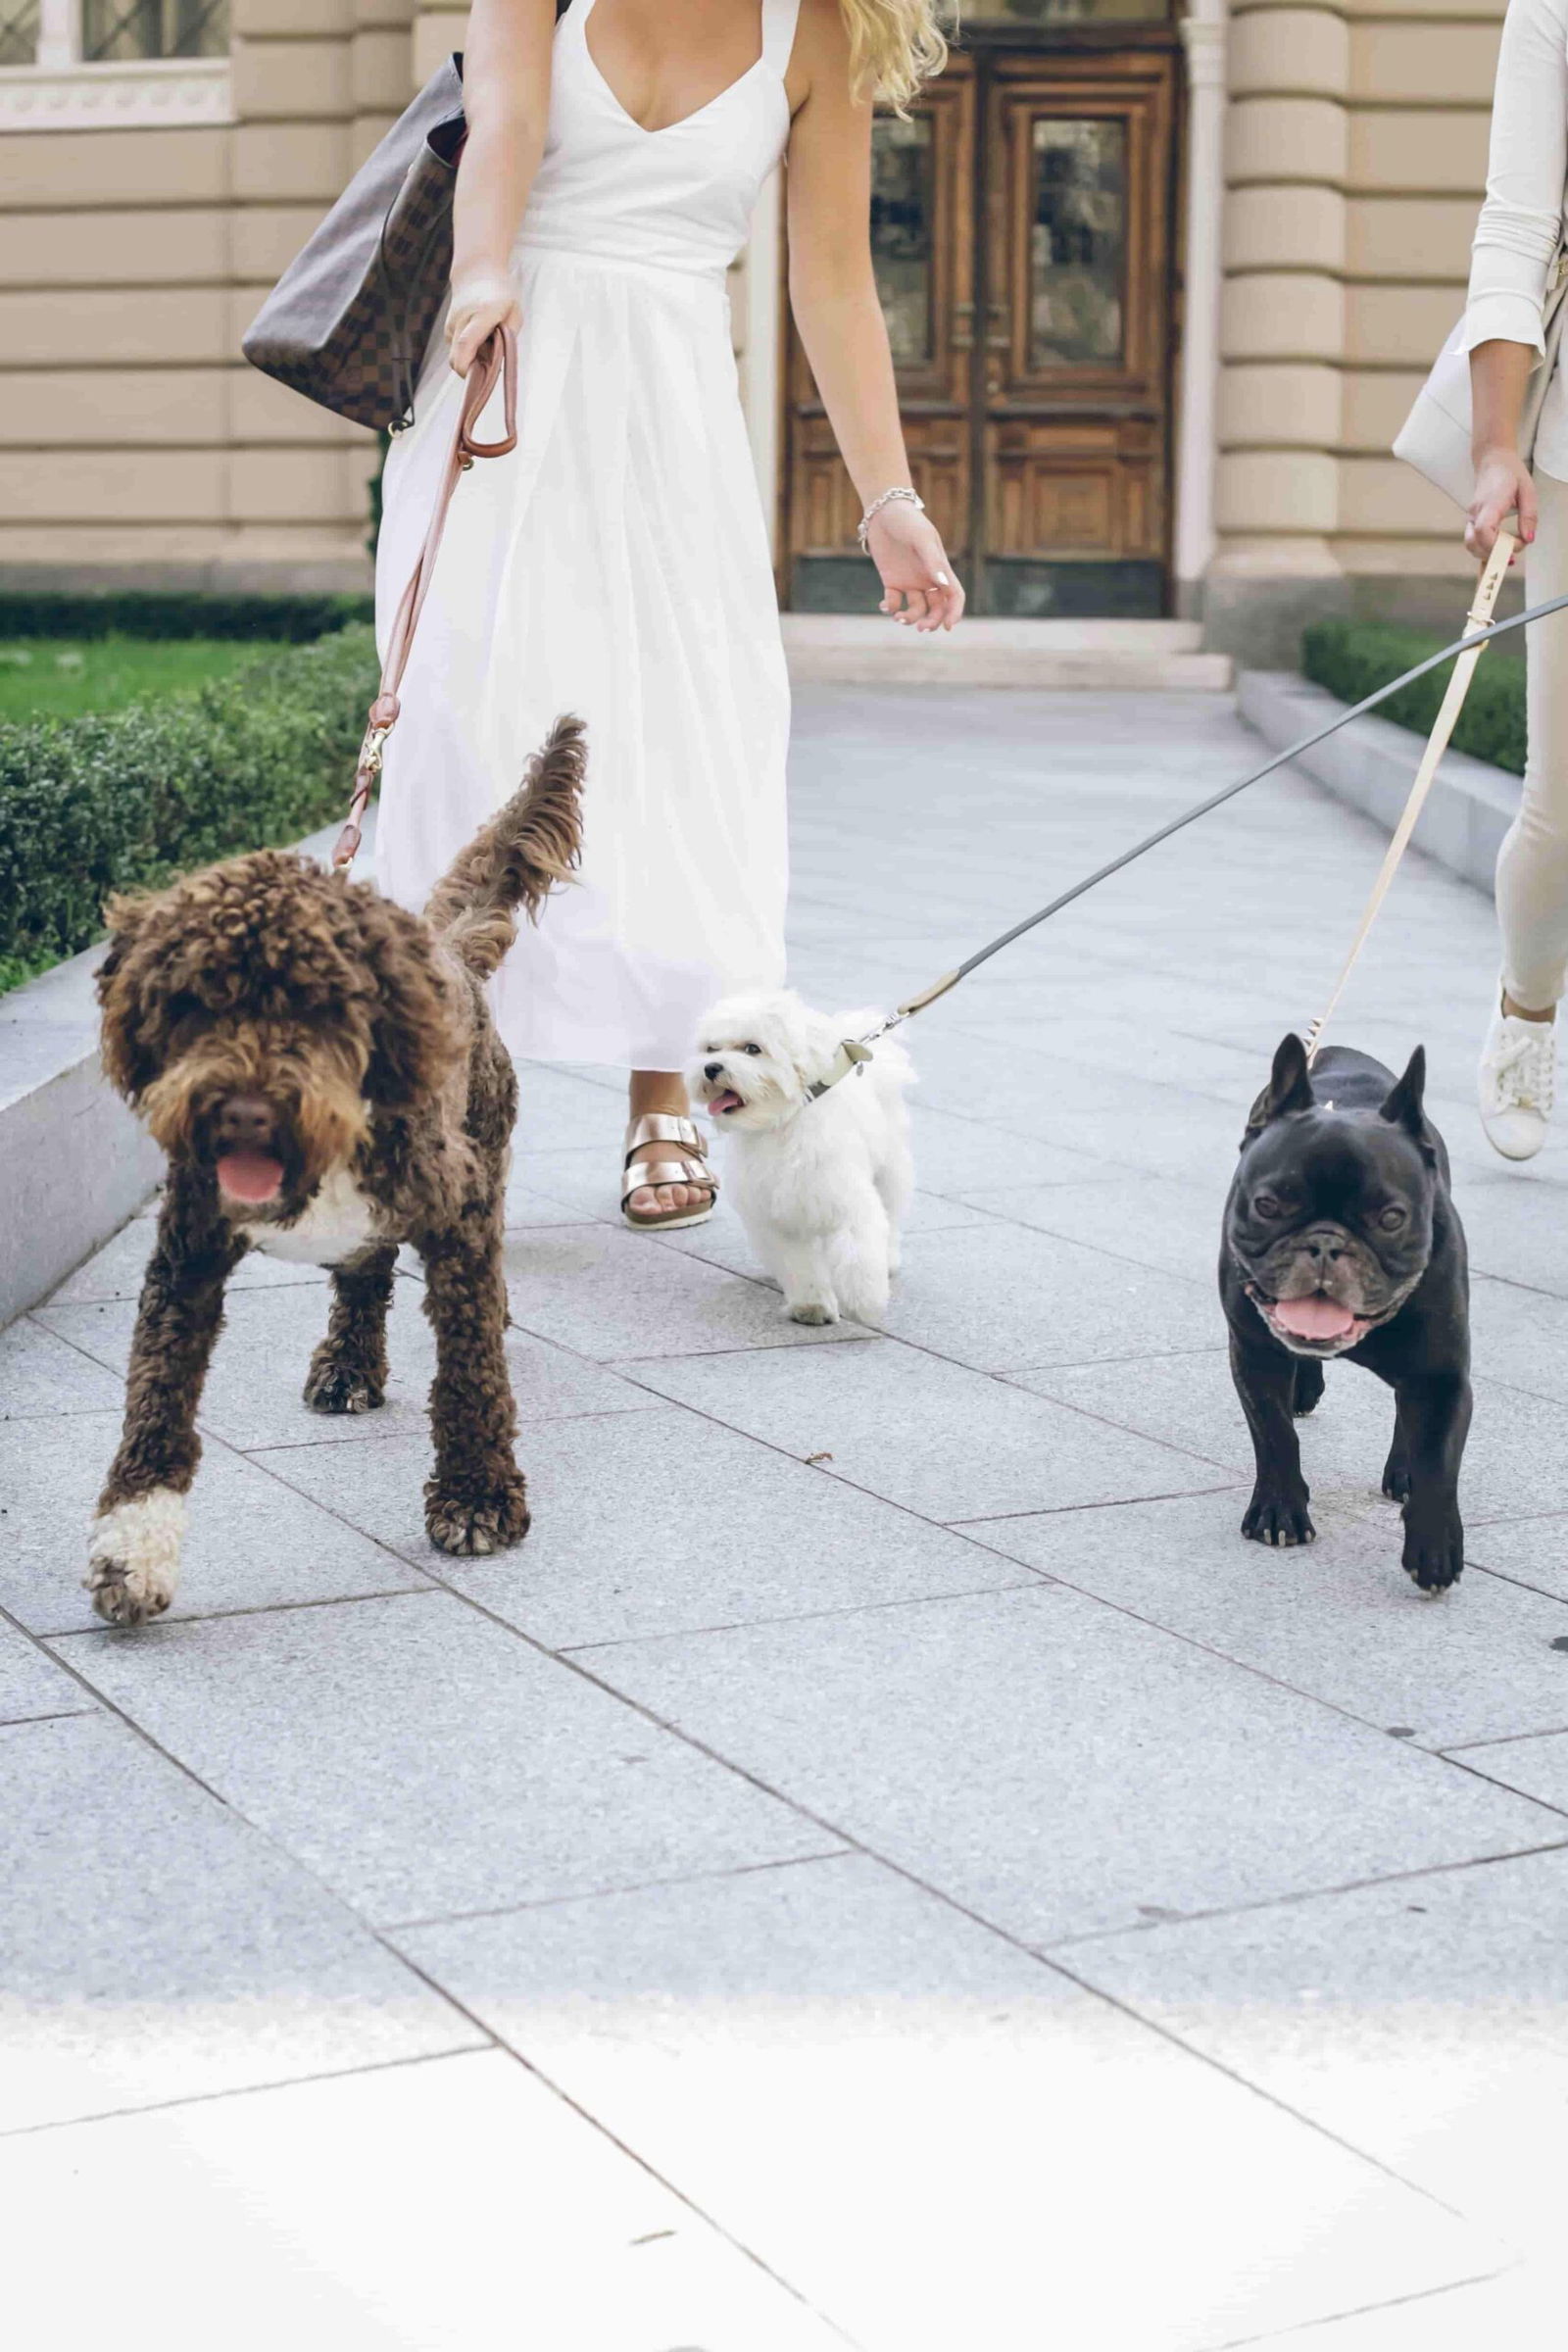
[1466, 0, 1568, 1155]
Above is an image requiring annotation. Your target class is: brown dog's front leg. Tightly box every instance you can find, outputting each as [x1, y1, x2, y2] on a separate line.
[416, 1213, 529, 1558]
[304, 1243, 397, 1415]
[89, 1184, 237, 1626]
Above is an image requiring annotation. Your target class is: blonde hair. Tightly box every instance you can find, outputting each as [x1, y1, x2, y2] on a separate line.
[840, 1, 950, 115]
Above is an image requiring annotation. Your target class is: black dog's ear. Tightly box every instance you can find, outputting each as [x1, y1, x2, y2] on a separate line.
[1245, 1033, 1314, 1139]
[1379, 1045, 1429, 1140]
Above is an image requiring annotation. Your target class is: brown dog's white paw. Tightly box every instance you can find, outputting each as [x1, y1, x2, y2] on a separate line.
[86, 1490, 185, 1626]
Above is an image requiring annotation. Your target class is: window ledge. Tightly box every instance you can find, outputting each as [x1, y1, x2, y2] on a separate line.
[0, 55, 233, 133]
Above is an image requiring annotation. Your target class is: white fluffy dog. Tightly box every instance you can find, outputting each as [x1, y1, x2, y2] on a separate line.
[689, 990, 914, 1326]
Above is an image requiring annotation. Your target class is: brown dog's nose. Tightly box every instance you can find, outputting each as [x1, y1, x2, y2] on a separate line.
[216, 1095, 277, 1152]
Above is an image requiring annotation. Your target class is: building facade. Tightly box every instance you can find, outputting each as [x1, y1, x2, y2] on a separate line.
[0, 1, 1512, 662]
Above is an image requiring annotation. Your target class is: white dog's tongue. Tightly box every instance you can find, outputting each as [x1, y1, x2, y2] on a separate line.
[1273, 1294, 1357, 1342]
[709, 1091, 743, 1117]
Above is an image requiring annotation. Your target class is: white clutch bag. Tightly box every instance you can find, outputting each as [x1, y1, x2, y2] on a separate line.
[1395, 243, 1568, 507]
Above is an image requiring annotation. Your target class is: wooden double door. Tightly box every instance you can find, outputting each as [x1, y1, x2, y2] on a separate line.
[783, 42, 1180, 617]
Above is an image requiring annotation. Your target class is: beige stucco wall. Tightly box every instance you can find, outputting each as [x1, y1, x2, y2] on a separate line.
[1211, 0, 1502, 655]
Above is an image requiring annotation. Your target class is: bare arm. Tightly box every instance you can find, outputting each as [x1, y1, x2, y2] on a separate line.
[447, 0, 557, 376]
[1468, 340, 1538, 558]
[785, 1, 962, 630]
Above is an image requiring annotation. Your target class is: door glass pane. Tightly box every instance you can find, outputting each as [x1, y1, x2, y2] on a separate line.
[0, 1, 38, 64]
[871, 116, 934, 369]
[1030, 117, 1126, 368]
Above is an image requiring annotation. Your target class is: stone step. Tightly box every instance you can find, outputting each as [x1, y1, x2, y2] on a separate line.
[781, 614, 1234, 691]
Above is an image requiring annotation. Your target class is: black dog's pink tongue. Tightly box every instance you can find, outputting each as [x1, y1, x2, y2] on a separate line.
[1273, 1294, 1356, 1342]
[216, 1151, 284, 1204]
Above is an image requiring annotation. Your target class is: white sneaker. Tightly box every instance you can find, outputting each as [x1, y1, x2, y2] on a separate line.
[1479, 996, 1557, 1160]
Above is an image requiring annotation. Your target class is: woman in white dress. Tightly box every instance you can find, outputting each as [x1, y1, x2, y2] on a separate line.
[375, 0, 963, 1229]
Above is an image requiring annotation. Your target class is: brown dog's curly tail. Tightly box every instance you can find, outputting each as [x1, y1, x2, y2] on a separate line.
[425, 714, 585, 980]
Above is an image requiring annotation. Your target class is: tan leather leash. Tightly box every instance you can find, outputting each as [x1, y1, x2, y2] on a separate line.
[808, 531, 1561, 1104]
[332, 324, 518, 873]
[1303, 526, 1516, 1066]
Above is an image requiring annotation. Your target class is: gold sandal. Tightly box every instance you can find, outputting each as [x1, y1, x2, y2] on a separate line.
[620, 1112, 718, 1232]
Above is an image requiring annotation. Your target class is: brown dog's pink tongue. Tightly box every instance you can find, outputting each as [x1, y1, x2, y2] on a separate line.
[1273, 1294, 1355, 1341]
[216, 1151, 284, 1203]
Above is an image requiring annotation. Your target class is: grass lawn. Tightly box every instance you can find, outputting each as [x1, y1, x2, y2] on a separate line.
[0, 635, 266, 722]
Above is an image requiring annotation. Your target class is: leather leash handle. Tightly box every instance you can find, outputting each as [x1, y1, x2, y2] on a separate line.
[333, 323, 519, 873]
[1303, 525, 1516, 1066]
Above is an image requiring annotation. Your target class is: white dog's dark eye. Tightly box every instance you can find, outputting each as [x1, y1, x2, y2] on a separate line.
[1377, 1204, 1406, 1231]
[741, 1043, 761, 1055]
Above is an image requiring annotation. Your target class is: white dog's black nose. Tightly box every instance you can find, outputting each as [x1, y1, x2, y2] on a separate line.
[704, 1060, 724, 1081]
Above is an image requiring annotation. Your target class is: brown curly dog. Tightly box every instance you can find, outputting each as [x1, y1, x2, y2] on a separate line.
[86, 715, 585, 1627]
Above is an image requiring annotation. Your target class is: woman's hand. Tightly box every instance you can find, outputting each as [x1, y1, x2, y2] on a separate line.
[1466, 444, 1537, 560]
[447, 277, 521, 378]
[867, 502, 965, 631]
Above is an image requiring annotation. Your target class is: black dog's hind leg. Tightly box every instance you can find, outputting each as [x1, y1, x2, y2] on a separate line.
[1394, 1369, 1470, 1592]
[1381, 1392, 1411, 1504]
[1232, 1332, 1316, 1546]
[305, 1244, 397, 1414]
[416, 1208, 530, 1557]
[1293, 1358, 1325, 1419]
[89, 1181, 239, 1626]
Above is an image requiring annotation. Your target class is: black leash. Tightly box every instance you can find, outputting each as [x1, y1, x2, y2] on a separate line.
[807, 578, 1568, 1097]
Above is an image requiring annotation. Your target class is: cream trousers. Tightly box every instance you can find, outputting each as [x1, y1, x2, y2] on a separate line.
[1498, 465, 1568, 1007]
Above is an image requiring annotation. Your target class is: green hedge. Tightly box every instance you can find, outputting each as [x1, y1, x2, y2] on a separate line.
[1301, 618, 1528, 777]
[0, 591, 373, 644]
[0, 622, 379, 992]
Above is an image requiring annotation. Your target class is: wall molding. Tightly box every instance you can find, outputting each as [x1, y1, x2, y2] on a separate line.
[0, 57, 234, 133]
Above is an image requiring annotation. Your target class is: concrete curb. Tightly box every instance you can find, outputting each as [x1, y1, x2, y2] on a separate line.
[0, 809, 365, 1332]
[1236, 668, 1520, 900]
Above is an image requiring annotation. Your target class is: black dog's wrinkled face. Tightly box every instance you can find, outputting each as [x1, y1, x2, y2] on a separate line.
[1228, 1036, 1438, 1358]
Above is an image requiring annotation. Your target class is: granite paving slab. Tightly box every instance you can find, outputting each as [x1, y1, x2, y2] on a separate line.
[879, 1217, 1219, 1372]
[46, 1210, 328, 1304]
[397, 1852, 1501, 2352]
[573, 1585, 1561, 1945]
[1464, 1511, 1568, 1602]
[961, 1170, 1224, 1283]
[254, 1403, 1033, 1648]
[956, 1487, 1568, 1749]
[1232, 2273, 1559, 2352]
[1061, 1846, 1568, 2268]
[503, 1222, 870, 1360]
[0, 1712, 478, 2133]
[0, 1313, 123, 1419]
[51, 1592, 832, 1924]
[0, 1409, 431, 1635]
[35, 1277, 656, 1454]
[1450, 1172, 1568, 1298]
[626, 1335, 1239, 1521]
[1014, 1349, 1568, 1526]
[1450, 1728, 1568, 1812]
[0, 2048, 845, 2351]
[0, 1617, 93, 1727]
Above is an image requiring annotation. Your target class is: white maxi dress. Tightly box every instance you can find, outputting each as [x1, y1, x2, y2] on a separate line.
[374, 0, 799, 1070]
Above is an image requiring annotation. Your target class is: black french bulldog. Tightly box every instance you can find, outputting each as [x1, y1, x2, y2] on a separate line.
[1221, 1034, 1470, 1592]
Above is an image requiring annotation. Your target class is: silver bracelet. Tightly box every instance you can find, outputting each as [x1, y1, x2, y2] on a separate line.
[858, 485, 925, 551]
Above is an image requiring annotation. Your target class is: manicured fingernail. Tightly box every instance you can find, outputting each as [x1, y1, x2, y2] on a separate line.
[935, 571, 950, 586]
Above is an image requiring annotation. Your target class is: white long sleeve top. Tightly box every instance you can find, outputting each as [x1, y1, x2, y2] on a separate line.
[1464, 0, 1568, 474]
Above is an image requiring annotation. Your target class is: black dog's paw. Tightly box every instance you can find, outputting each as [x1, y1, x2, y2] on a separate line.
[303, 1348, 385, 1416]
[1381, 1450, 1411, 1504]
[425, 1476, 531, 1558]
[1402, 1514, 1464, 1593]
[1292, 1361, 1325, 1419]
[1243, 1489, 1316, 1547]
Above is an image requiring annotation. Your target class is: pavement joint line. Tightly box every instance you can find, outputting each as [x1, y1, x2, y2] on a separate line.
[1442, 1721, 1568, 1753]
[0, 1703, 99, 1730]
[556, 1575, 1053, 1656]
[1038, 1835, 1568, 1953]
[946, 1479, 1246, 1531]
[46, 1582, 438, 1643]
[1434, 1752, 1568, 1818]
[390, 1554, 1554, 2228]
[1201, 2266, 1518, 2352]
[0, 2041, 493, 2147]
[380, 1847, 857, 1935]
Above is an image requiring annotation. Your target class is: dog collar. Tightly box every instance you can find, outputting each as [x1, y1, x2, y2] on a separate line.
[806, 1038, 875, 1102]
